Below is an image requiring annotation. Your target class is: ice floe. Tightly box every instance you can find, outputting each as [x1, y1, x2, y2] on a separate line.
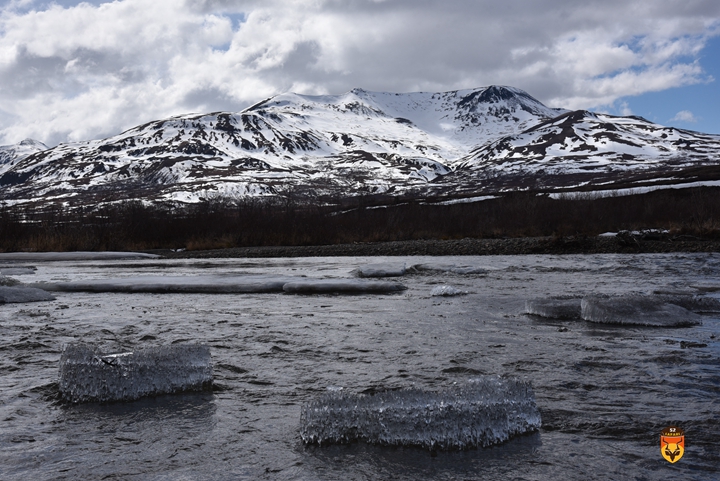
[31, 275, 407, 295]
[32, 275, 296, 294]
[581, 295, 701, 327]
[411, 263, 489, 275]
[430, 285, 468, 296]
[0, 276, 21, 287]
[524, 299, 581, 319]
[59, 343, 213, 403]
[0, 266, 36, 275]
[0, 252, 159, 261]
[283, 279, 406, 294]
[656, 294, 720, 313]
[300, 376, 540, 450]
[353, 263, 407, 278]
[0, 285, 55, 303]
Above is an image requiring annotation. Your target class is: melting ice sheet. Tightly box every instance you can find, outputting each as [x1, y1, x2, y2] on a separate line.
[353, 263, 407, 278]
[301, 377, 540, 450]
[0, 285, 55, 303]
[411, 263, 489, 275]
[524, 299, 582, 319]
[31, 276, 407, 294]
[31, 275, 296, 293]
[283, 279, 406, 293]
[59, 343, 213, 403]
[581, 295, 702, 327]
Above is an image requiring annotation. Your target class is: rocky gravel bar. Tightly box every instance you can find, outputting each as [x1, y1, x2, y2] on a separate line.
[161, 235, 720, 259]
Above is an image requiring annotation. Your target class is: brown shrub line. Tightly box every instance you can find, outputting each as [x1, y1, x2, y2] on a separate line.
[0, 187, 718, 252]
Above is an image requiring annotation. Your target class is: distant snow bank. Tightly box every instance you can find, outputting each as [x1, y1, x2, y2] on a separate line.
[0, 252, 159, 261]
[550, 180, 720, 200]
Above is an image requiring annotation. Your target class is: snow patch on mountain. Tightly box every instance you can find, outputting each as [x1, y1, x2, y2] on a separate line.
[0, 139, 48, 176]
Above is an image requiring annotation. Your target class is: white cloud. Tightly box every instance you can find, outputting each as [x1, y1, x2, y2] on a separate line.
[0, 0, 719, 145]
[671, 110, 699, 123]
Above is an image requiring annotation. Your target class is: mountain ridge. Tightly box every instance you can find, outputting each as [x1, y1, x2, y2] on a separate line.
[1, 86, 718, 207]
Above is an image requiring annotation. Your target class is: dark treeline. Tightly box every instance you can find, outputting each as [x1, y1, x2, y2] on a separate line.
[1, 187, 719, 252]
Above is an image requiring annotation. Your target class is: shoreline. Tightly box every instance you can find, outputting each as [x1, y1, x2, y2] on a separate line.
[162, 235, 720, 258]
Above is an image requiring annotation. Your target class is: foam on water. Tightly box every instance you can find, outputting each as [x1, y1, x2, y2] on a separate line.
[59, 343, 213, 403]
[300, 376, 541, 450]
[0, 285, 55, 303]
[581, 295, 702, 327]
[430, 285, 468, 297]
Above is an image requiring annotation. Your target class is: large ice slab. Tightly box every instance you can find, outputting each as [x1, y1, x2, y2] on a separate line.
[300, 377, 541, 450]
[32, 275, 295, 294]
[411, 263, 489, 275]
[581, 295, 701, 327]
[0, 276, 21, 286]
[525, 299, 581, 319]
[657, 294, 720, 313]
[0, 266, 36, 275]
[0, 252, 159, 261]
[0, 285, 55, 303]
[59, 343, 213, 403]
[283, 279, 407, 294]
[353, 263, 407, 278]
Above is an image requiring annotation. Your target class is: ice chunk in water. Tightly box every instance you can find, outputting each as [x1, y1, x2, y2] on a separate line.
[59, 343, 213, 403]
[0, 266, 36, 276]
[412, 263, 489, 275]
[581, 295, 701, 327]
[32, 275, 294, 294]
[353, 263, 407, 278]
[283, 279, 406, 294]
[525, 299, 581, 319]
[0, 276, 21, 287]
[0, 285, 55, 303]
[430, 285, 468, 297]
[657, 294, 720, 313]
[300, 376, 541, 450]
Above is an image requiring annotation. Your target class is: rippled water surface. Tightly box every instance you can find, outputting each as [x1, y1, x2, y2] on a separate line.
[1, 253, 719, 480]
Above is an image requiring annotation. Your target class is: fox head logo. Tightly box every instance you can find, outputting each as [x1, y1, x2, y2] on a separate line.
[660, 426, 685, 464]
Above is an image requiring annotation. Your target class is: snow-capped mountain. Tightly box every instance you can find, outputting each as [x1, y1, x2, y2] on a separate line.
[449, 110, 720, 193]
[0, 139, 48, 176]
[1, 86, 718, 207]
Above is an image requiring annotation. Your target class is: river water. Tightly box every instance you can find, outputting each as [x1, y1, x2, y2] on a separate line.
[0, 253, 718, 480]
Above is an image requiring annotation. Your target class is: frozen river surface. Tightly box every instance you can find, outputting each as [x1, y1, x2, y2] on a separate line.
[1, 253, 719, 480]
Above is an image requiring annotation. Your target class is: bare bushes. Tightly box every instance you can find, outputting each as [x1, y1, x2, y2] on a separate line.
[0, 187, 718, 251]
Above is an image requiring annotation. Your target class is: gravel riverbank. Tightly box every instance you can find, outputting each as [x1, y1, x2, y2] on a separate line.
[162, 235, 720, 258]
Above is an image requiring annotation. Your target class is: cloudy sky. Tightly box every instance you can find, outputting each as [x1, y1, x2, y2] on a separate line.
[1, 0, 719, 147]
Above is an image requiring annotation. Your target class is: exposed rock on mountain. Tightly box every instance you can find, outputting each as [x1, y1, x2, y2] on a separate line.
[1, 86, 718, 207]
